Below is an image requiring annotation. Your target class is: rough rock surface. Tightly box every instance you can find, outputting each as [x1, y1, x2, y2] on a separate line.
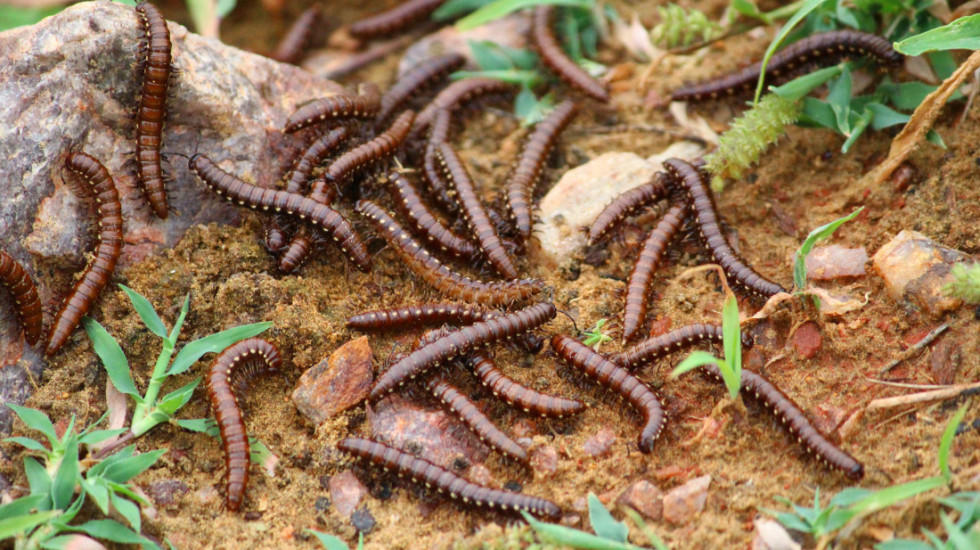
[0, 1, 345, 419]
[872, 230, 972, 315]
[329, 470, 368, 518]
[536, 142, 704, 263]
[292, 336, 374, 424]
[662, 474, 711, 524]
[582, 427, 617, 457]
[805, 245, 868, 280]
[617, 480, 664, 520]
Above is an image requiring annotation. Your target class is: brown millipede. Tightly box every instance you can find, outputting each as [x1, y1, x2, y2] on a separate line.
[622, 202, 688, 342]
[284, 127, 350, 195]
[368, 302, 556, 401]
[338, 437, 561, 518]
[664, 158, 786, 297]
[588, 172, 672, 245]
[611, 323, 754, 372]
[46, 153, 124, 356]
[700, 365, 864, 480]
[435, 143, 519, 279]
[134, 1, 173, 219]
[206, 338, 281, 511]
[377, 54, 466, 125]
[326, 110, 415, 183]
[532, 5, 609, 102]
[271, 6, 321, 65]
[284, 83, 382, 134]
[0, 250, 43, 346]
[277, 177, 338, 273]
[426, 375, 528, 462]
[505, 99, 577, 244]
[412, 77, 514, 137]
[355, 201, 543, 307]
[347, 0, 446, 40]
[467, 351, 585, 418]
[189, 154, 371, 272]
[671, 30, 903, 102]
[421, 107, 457, 213]
[550, 335, 664, 453]
[384, 170, 477, 260]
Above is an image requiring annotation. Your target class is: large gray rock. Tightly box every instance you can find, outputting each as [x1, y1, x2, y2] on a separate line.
[0, 0, 344, 417]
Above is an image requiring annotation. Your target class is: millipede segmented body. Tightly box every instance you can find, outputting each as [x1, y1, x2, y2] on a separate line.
[277, 178, 338, 273]
[326, 110, 415, 182]
[385, 170, 477, 260]
[701, 365, 864, 480]
[271, 6, 321, 65]
[412, 78, 513, 137]
[189, 154, 371, 272]
[369, 302, 556, 401]
[377, 54, 466, 125]
[0, 251, 43, 346]
[467, 351, 585, 418]
[671, 30, 902, 102]
[347, 0, 446, 39]
[134, 1, 173, 219]
[421, 108, 457, 212]
[356, 201, 543, 307]
[427, 375, 528, 462]
[339, 437, 561, 518]
[622, 202, 688, 342]
[46, 153, 124, 355]
[436, 143, 519, 279]
[505, 100, 577, 244]
[284, 83, 382, 134]
[284, 127, 350, 194]
[206, 338, 281, 511]
[612, 323, 754, 372]
[664, 158, 786, 297]
[588, 172, 672, 245]
[550, 335, 664, 453]
[532, 5, 609, 102]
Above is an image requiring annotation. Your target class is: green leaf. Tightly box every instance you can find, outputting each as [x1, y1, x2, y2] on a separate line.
[306, 529, 352, 550]
[894, 14, 980, 55]
[939, 403, 968, 483]
[5, 436, 49, 452]
[51, 436, 79, 510]
[455, 0, 592, 31]
[588, 493, 628, 542]
[0, 494, 48, 522]
[167, 322, 272, 376]
[216, 0, 236, 18]
[469, 39, 516, 70]
[433, 0, 494, 21]
[450, 69, 541, 87]
[721, 293, 742, 399]
[619, 507, 669, 550]
[671, 351, 724, 379]
[840, 107, 873, 153]
[156, 378, 201, 416]
[168, 294, 191, 343]
[82, 477, 110, 515]
[800, 97, 838, 129]
[514, 88, 554, 125]
[70, 518, 157, 546]
[118, 285, 167, 338]
[175, 418, 215, 433]
[101, 448, 165, 484]
[5, 404, 57, 446]
[732, 0, 765, 21]
[772, 65, 843, 101]
[0, 509, 60, 540]
[78, 428, 129, 447]
[752, 0, 832, 103]
[249, 437, 276, 466]
[110, 492, 141, 532]
[24, 457, 52, 499]
[827, 66, 853, 135]
[84, 318, 140, 399]
[793, 206, 864, 291]
[522, 511, 643, 549]
[867, 102, 910, 130]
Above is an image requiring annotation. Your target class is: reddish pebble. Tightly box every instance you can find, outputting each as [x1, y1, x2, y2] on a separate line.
[582, 427, 617, 457]
[617, 480, 663, 520]
[530, 445, 558, 476]
[648, 316, 672, 338]
[792, 322, 822, 359]
[329, 470, 367, 518]
[662, 475, 711, 525]
[292, 336, 374, 424]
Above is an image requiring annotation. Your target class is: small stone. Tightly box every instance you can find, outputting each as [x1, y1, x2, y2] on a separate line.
[368, 394, 489, 466]
[145, 480, 188, 507]
[617, 480, 663, 521]
[872, 230, 971, 315]
[329, 470, 367, 518]
[930, 339, 961, 385]
[751, 518, 801, 550]
[314, 496, 331, 512]
[662, 475, 711, 525]
[805, 245, 868, 280]
[468, 464, 493, 486]
[292, 336, 374, 424]
[582, 427, 617, 457]
[397, 13, 531, 77]
[792, 322, 822, 359]
[195, 486, 219, 504]
[351, 507, 376, 534]
[560, 514, 581, 526]
[530, 445, 558, 476]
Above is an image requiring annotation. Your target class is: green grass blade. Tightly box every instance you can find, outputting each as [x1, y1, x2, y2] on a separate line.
[671, 351, 724, 379]
[894, 14, 980, 55]
[752, 0, 830, 104]
[522, 511, 644, 549]
[100, 448, 165, 484]
[306, 529, 352, 550]
[83, 318, 140, 399]
[588, 493, 629, 542]
[433, 0, 494, 21]
[118, 285, 166, 338]
[455, 0, 592, 31]
[156, 378, 201, 416]
[167, 294, 191, 343]
[793, 206, 865, 291]
[5, 436, 48, 452]
[0, 494, 47, 522]
[167, 321, 272, 376]
[939, 403, 968, 483]
[772, 65, 843, 101]
[0, 509, 60, 540]
[620, 507, 670, 550]
[24, 457, 52, 498]
[51, 436, 79, 510]
[721, 293, 741, 399]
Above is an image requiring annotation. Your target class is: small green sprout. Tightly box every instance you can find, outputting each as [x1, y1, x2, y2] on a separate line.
[792, 206, 865, 299]
[582, 319, 613, 351]
[522, 493, 669, 549]
[307, 530, 364, 550]
[670, 291, 742, 400]
[943, 263, 980, 304]
[650, 4, 721, 49]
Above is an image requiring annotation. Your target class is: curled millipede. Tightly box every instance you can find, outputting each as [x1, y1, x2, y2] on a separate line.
[377, 54, 466, 124]
[277, 178, 338, 274]
[426, 375, 528, 462]
[664, 158, 786, 297]
[588, 172, 672, 245]
[46, 153, 124, 356]
[436, 143, 519, 279]
[612, 323, 754, 372]
[0, 250, 43, 346]
[338, 437, 561, 518]
[134, 1, 173, 219]
[368, 302, 556, 401]
[550, 335, 664, 453]
[284, 127, 350, 194]
[206, 338, 281, 511]
[271, 6, 321, 65]
[385, 170, 477, 260]
[284, 83, 382, 134]
[505, 100, 577, 244]
[700, 365, 864, 480]
[672, 30, 902, 102]
[346, 301, 543, 354]
[532, 5, 609, 102]
[326, 110, 415, 182]
[355, 201, 544, 307]
[622, 202, 688, 342]
[263, 218, 290, 254]
[412, 77, 513, 137]
[347, 0, 446, 39]
[467, 351, 585, 418]
[421, 108, 457, 212]
[189, 154, 371, 272]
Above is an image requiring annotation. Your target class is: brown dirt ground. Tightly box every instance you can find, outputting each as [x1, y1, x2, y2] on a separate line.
[4, 0, 980, 549]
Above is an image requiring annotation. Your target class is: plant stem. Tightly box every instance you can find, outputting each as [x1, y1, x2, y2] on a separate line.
[129, 338, 177, 436]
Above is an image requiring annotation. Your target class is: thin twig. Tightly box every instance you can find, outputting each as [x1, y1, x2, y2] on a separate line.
[863, 378, 954, 390]
[878, 323, 950, 376]
[866, 381, 980, 413]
